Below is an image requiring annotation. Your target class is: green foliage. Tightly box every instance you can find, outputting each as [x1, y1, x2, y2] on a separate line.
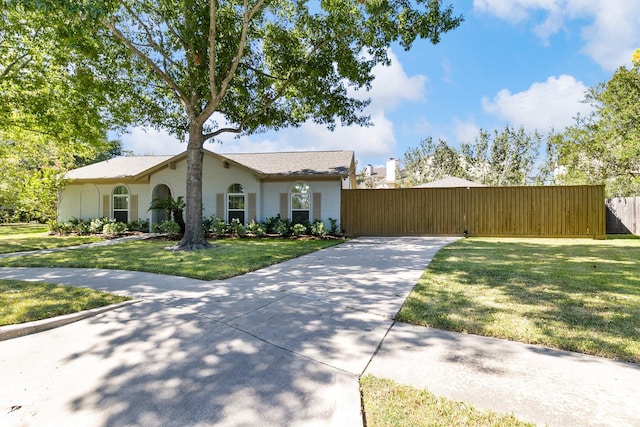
[152, 220, 181, 237]
[246, 220, 266, 237]
[127, 219, 150, 232]
[206, 216, 228, 236]
[400, 126, 543, 187]
[23, 0, 462, 248]
[310, 220, 327, 238]
[89, 218, 109, 234]
[102, 220, 128, 236]
[553, 60, 640, 196]
[292, 223, 307, 237]
[277, 218, 293, 237]
[328, 218, 339, 235]
[227, 218, 246, 237]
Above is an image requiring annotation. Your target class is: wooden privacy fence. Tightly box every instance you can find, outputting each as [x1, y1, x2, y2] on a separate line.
[340, 185, 606, 238]
[606, 197, 640, 234]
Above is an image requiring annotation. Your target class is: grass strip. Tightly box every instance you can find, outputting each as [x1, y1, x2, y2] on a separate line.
[0, 237, 344, 281]
[360, 375, 533, 427]
[0, 224, 102, 254]
[0, 279, 130, 326]
[397, 237, 640, 363]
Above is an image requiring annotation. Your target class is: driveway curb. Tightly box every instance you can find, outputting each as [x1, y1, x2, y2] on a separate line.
[0, 299, 140, 341]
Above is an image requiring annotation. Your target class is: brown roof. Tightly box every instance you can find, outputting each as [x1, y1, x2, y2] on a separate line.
[221, 151, 353, 176]
[65, 150, 354, 181]
[66, 156, 173, 180]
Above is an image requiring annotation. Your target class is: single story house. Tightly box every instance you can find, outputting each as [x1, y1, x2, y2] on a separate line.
[58, 149, 356, 228]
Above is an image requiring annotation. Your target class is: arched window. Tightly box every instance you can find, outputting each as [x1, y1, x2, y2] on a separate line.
[112, 185, 129, 223]
[291, 183, 310, 223]
[227, 183, 245, 224]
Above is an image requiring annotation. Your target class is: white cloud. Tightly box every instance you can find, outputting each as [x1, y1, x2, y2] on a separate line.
[351, 49, 428, 112]
[473, 0, 640, 70]
[481, 74, 593, 131]
[453, 118, 480, 144]
[119, 127, 184, 155]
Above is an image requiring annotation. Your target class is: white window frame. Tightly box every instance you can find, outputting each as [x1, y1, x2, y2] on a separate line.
[227, 183, 246, 224]
[112, 185, 129, 223]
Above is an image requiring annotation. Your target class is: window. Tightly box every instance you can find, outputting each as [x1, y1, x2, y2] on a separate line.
[112, 185, 129, 223]
[227, 183, 245, 224]
[291, 183, 310, 223]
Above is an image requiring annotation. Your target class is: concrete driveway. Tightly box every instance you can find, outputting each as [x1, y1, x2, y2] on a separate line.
[0, 237, 457, 426]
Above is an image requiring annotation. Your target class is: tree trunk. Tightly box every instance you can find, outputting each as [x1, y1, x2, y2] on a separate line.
[175, 124, 211, 250]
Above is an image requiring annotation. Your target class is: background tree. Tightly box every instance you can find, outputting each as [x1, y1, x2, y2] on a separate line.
[553, 49, 640, 197]
[32, 0, 463, 250]
[401, 137, 465, 186]
[460, 125, 541, 186]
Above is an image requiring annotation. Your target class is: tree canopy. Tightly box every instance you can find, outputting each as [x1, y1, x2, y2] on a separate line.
[27, 0, 463, 249]
[553, 49, 640, 197]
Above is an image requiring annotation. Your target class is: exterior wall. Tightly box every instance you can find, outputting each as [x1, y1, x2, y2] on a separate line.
[58, 153, 345, 227]
[262, 179, 342, 224]
[58, 182, 151, 223]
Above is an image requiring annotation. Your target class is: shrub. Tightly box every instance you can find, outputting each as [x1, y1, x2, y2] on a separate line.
[328, 217, 339, 236]
[264, 214, 282, 234]
[227, 218, 246, 237]
[310, 220, 327, 238]
[277, 218, 292, 237]
[152, 220, 181, 236]
[247, 220, 266, 237]
[47, 220, 72, 235]
[89, 218, 108, 234]
[128, 218, 150, 232]
[292, 223, 307, 237]
[102, 220, 128, 236]
[207, 216, 227, 236]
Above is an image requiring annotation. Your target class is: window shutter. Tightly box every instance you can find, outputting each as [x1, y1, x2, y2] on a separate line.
[102, 195, 110, 218]
[312, 192, 322, 221]
[216, 193, 224, 219]
[248, 193, 257, 222]
[130, 194, 138, 221]
[279, 193, 288, 218]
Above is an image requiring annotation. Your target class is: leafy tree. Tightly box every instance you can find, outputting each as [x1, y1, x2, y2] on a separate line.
[0, 4, 129, 221]
[460, 125, 541, 186]
[29, 0, 463, 250]
[553, 49, 640, 196]
[401, 137, 465, 186]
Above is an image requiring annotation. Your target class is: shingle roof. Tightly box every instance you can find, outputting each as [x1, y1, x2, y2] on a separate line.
[221, 151, 354, 176]
[414, 176, 486, 188]
[65, 150, 354, 180]
[66, 156, 173, 180]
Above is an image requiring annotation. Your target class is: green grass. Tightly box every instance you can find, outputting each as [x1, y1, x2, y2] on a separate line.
[397, 237, 640, 363]
[0, 237, 344, 280]
[360, 375, 533, 427]
[0, 223, 102, 254]
[0, 279, 130, 326]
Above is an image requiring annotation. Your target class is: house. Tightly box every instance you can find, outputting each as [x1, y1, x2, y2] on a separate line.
[359, 158, 399, 188]
[414, 176, 486, 188]
[58, 149, 356, 228]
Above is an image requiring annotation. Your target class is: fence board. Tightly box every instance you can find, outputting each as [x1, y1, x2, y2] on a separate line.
[341, 185, 605, 238]
[606, 197, 640, 234]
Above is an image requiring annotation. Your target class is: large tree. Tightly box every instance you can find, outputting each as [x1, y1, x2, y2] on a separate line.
[32, 0, 462, 249]
[1, 4, 127, 221]
[553, 49, 640, 196]
[401, 136, 465, 186]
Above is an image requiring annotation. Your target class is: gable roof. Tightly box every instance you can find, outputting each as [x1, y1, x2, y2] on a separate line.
[414, 176, 486, 188]
[221, 151, 353, 177]
[65, 156, 173, 180]
[65, 150, 354, 181]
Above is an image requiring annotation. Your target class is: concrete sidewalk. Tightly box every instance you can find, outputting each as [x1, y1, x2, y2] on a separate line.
[1, 236, 639, 426]
[0, 237, 457, 426]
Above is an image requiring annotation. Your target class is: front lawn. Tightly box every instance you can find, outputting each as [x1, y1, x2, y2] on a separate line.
[0, 223, 102, 254]
[0, 237, 344, 280]
[397, 237, 640, 363]
[0, 279, 130, 326]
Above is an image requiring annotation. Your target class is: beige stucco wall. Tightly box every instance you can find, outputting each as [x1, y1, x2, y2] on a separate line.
[58, 153, 344, 227]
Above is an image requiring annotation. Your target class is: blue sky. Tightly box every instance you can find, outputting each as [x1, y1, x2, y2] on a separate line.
[121, 0, 640, 169]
